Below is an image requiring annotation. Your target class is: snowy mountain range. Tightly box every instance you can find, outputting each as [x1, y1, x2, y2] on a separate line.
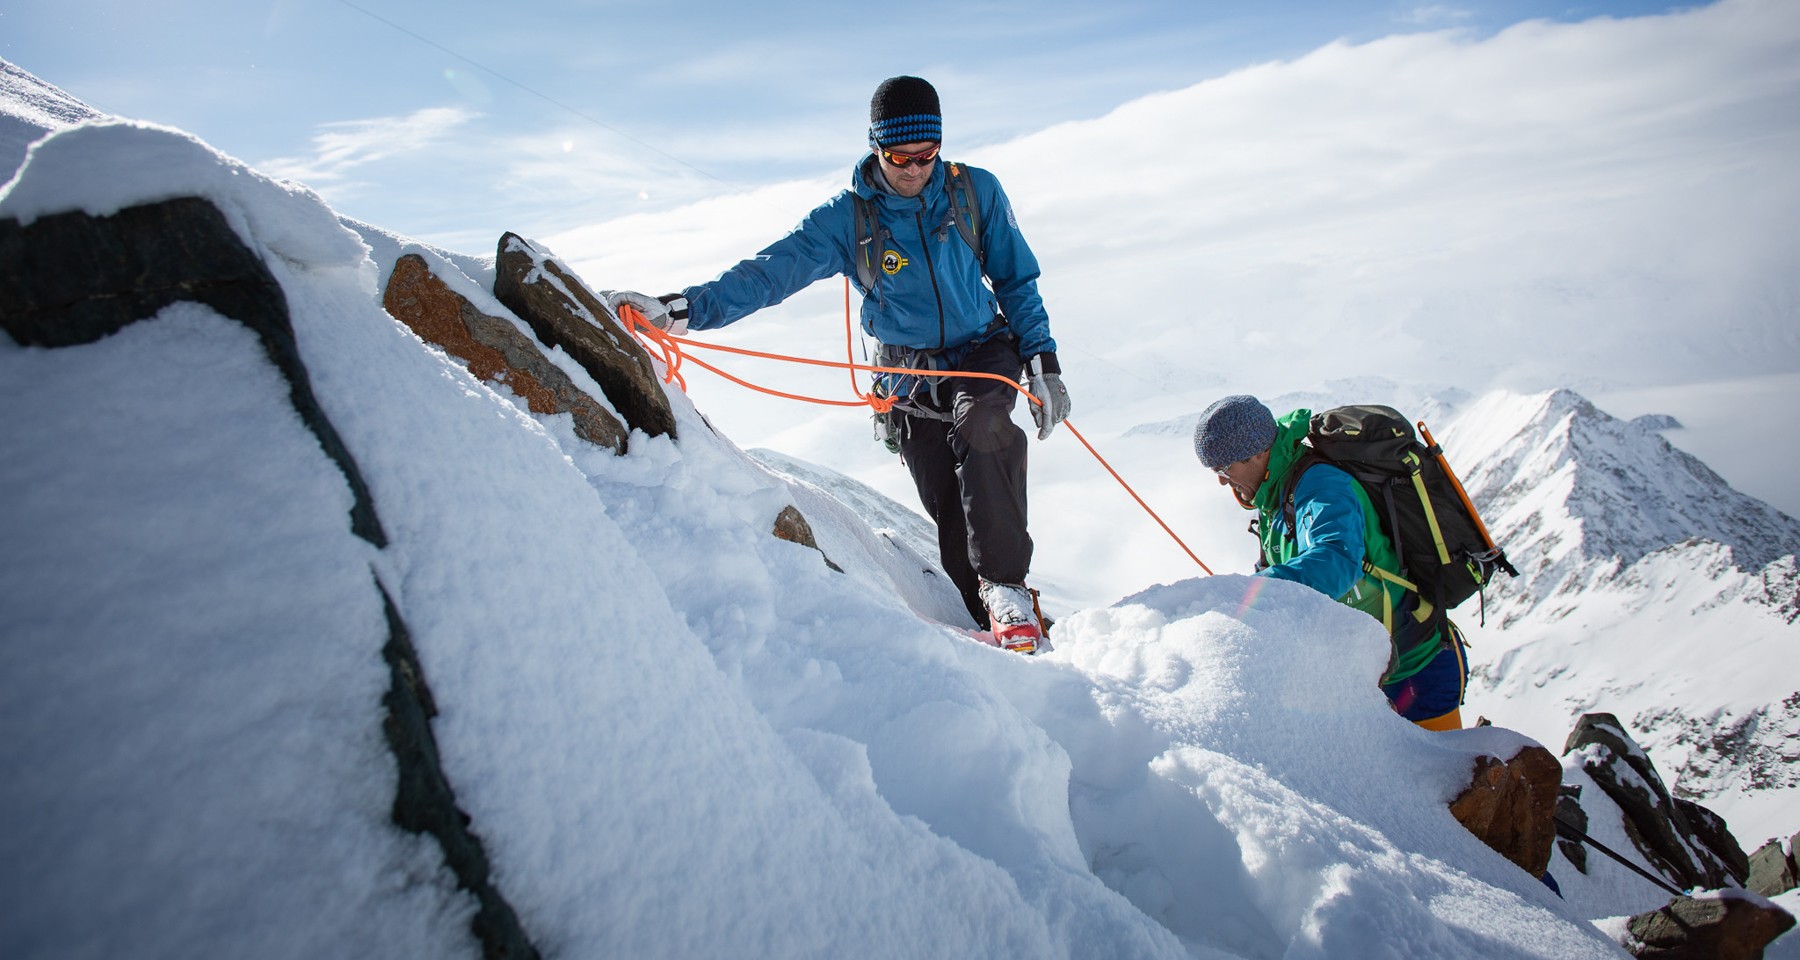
[3, 57, 1798, 959]
[1445, 388, 1800, 847]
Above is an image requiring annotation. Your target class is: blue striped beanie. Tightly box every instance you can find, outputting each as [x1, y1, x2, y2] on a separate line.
[869, 76, 942, 147]
[1193, 395, 1277, 469]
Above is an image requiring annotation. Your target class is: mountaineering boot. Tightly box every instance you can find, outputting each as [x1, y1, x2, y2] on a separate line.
[978, 579, 1043, 654]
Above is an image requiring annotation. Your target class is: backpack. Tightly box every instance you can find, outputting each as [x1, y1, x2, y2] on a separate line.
[851, 161, 984, 298]
[1277, 405, 1518, 622]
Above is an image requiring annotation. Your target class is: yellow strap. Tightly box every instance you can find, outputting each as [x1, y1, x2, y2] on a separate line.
[1405, 452, 1452, 566]
[1362, 560, 1416, 593]
[1362, 561, 1435, 623]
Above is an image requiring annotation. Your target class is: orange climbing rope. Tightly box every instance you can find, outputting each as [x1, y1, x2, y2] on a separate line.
[615, 282, 1213, 574]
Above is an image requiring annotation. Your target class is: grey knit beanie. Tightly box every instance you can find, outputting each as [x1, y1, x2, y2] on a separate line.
[1193, 395, 1277, 469]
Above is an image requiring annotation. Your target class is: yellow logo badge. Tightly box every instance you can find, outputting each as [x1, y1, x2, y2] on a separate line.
[881, 250, 908, 275]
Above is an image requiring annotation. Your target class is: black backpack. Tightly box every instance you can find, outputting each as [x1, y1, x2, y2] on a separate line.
[1277, 405, 1518, 621]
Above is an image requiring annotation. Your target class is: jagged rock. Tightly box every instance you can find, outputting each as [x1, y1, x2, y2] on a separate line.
[1556, 784, 1590, 874]
[1678, 796, 1752, 883]
[1565, 713, 1747, 891]
[383, 254, 627, 453]
[0, 196, 385, 547]
[773, 505, 844, 573]
[492, 233, 676, 441]
[1622, 893, 1795, 960]
[1448, 744, 1561, 877]
[1747, 838, 1797, 897]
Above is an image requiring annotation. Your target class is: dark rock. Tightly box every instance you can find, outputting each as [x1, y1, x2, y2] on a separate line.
[1448, 744, 1562, 877]
[492, 233, 676, 441]
[0, 196, 386, 546]
[379, 579, 541, 960]
[1556, 784, 1590, 874]
[1678, 797, 1751, 884]
[383, 254, 627, 453]
[1565, 713, 1745, 890]
[1623, 894, 1795, 960]
[773, 505, 844, 573]
[1747, 839, 1796, 897]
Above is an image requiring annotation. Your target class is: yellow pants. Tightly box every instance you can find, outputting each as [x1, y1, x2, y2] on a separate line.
[1414, 708, 1463, 732]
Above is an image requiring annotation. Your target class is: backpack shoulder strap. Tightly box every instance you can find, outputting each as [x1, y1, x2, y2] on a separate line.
[944, 162, 985, 269]
[1278, 448, 1324, 534]
[850, 193, 883, 296]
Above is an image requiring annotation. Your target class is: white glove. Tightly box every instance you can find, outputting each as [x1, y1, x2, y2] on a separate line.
[603, 290, 688, 336]
[1025, 354, 1071, 440]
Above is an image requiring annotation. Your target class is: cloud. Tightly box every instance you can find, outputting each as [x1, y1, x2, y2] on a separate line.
[534, 0, 1799, 535]
[260, 106, 477, 187]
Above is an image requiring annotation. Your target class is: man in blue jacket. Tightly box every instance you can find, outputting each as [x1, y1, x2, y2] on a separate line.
[605, 76, 1070, 653]
[1193, 395, 1469, 730]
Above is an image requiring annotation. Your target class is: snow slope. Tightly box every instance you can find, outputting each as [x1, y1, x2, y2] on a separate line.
[0, 85, 1656, 958]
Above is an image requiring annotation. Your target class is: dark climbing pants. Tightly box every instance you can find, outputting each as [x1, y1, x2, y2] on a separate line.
[889, 335, 1032, 629]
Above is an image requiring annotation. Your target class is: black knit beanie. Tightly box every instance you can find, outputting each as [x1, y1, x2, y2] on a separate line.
[869, 76, 942, 147]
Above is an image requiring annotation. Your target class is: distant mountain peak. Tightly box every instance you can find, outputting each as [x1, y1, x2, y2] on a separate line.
[1450, 389, 1800, 582]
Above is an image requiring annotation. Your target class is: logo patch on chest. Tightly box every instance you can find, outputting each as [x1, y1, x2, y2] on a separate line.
[881, 250, 908, 275]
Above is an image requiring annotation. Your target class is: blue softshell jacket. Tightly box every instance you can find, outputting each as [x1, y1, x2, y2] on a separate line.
[680, 155, 1056, 361]
[1260, 464, 1372, 600]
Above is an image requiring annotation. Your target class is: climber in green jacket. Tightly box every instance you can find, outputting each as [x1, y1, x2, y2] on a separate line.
[1195, 395, 1469, 731]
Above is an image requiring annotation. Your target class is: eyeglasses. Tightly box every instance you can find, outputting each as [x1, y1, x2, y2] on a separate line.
[879, 143, 940, 167]
[1213, 457, 1252, 479]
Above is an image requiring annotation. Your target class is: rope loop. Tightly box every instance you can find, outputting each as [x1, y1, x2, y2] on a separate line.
[611, 284, 1211, 574]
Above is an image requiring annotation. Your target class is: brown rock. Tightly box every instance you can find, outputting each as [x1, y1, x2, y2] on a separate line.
[1624, 894, 1795, 959]
[492, 233, 677, 441]
[1448, 744, 1562, 877]
[383, 254, 627, 453]
[772, 505, 843, 573]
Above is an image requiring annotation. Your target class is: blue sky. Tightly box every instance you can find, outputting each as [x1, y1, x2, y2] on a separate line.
[5, 0, 1695, 249]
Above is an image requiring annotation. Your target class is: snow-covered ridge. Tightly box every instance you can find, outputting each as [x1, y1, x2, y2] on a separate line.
[0, 64, 1679, 958]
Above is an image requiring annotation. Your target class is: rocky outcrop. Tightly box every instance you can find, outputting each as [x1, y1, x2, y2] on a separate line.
[383, 253, 627, 453]
[0, 195, 386, 547]
[1621, 893, 1794, 960]
[1747, 836, 1798, 897]
[1564, 713, 1747, 891]
[773, 504, 844, 573]
[492, 233, 676, 441]
[380, 581, 540, 960]
[1, 196, 541, 960]
[1449, 744, 1561, 877]
[1555, 784, 1590, 873]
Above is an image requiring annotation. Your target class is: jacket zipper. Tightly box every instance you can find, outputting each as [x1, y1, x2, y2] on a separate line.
[914, 204, 946, 349]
